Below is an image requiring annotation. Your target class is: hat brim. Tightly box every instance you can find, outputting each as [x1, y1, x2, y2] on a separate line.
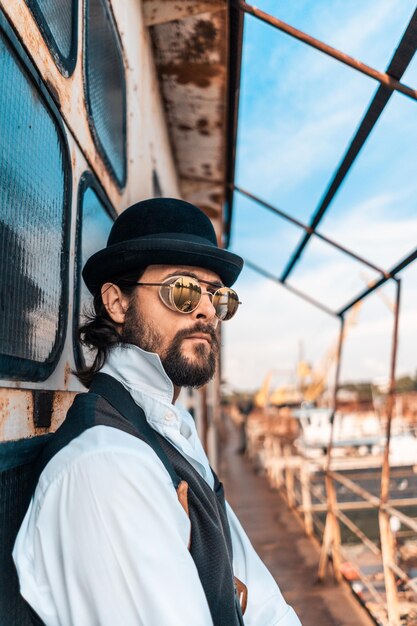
[82, 238, 244, 293]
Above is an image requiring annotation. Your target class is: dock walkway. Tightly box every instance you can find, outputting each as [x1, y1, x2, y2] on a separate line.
[220, 420, 375, 626]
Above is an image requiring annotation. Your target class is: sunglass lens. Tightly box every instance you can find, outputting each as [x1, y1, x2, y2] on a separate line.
[172, 277, 201, 312]
[213, 288, 239, 320]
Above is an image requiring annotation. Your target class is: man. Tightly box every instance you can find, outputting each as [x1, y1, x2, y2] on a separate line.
[14, 198, 301, 626]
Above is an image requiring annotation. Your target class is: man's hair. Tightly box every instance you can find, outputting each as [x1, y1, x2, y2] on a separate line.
[76, 271, 143, 388]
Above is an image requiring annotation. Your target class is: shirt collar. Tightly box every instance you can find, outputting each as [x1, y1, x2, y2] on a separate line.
[100, 344, 174, 405]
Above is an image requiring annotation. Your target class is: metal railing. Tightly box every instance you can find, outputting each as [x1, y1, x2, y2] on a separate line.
[246, 414, 417, 625]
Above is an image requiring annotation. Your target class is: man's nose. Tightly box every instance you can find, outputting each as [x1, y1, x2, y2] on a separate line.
[195, 291, 217, 321]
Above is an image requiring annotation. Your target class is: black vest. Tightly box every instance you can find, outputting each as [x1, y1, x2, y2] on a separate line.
[26, 373, 245, 626]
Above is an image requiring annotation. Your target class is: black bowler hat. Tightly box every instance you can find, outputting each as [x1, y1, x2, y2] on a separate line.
[82, 198, 244, 293]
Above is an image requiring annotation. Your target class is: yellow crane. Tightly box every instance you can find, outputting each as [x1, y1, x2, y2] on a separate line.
[302, 301, 363, 403]
[253, 370, 274, 408]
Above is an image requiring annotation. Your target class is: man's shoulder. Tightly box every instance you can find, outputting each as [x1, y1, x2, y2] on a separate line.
[37, 424, 169, 495]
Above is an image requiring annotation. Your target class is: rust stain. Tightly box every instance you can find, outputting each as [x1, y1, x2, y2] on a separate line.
[0, 394, 10, 419]
[199, 204, 220, 219]
[71, 147, 77, 169]
[64, 362, 72, 388]
[159, 61, 220, 87]
[180, 20, 217, 62]
[209, 192, 222, 204]
[52, 391, 76, 431]
[196, 117, 210, 136]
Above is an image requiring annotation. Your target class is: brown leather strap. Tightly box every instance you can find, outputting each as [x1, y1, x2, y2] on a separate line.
[176, 479, 191, 549]
[234, 576, 248, 615]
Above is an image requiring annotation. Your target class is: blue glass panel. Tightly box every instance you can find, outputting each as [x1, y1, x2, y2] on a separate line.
[84, 0, 126, 186]
[75, 179, 114, 366]
[0, 25, 68, 380]
[26, 0, 78, 75]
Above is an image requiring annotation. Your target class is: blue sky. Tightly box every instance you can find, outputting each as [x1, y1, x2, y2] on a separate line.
[224, 1, 417, 391]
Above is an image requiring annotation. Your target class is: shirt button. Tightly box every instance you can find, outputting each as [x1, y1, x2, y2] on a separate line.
[165, 411, 175, 421]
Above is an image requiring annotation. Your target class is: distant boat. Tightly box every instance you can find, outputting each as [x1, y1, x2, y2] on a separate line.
[292, 406, 417, 466]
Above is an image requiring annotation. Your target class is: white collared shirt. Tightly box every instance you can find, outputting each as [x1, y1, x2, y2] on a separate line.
[13, 345, 301, 626]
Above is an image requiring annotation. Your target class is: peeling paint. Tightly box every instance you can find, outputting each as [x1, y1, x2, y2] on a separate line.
[150, 8, 228, 220]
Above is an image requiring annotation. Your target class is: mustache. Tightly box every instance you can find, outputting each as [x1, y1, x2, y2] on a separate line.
[174, 323, 220, 351]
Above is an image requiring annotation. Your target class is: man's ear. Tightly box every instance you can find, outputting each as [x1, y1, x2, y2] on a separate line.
[101, 283, 129, 324]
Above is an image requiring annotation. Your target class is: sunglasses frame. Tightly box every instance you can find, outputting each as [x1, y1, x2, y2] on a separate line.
[134, 275, 241, 321]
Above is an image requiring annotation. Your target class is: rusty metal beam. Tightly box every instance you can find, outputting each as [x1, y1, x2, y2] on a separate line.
[278, 8, 417, 281]
[238, 2, 417, 101]
[380, 279, 402, 508]
[378, 279, 402, 625]
[234, 185, 390, 277]
[243, 258, 338, 318]
[338, 245, 417, 314]
[325, 316, 345, 473]
[225, 2, 244, 247]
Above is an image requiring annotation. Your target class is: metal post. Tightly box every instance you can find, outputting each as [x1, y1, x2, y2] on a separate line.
[379, 279, 401, 626]
[318, 316, 345, 581]
[300, 461, 313, 536]
[284, 444, 296, 508]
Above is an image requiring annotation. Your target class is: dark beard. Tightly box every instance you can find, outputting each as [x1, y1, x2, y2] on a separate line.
[121, 307, 219, 388]
[161, 324, 219, 388]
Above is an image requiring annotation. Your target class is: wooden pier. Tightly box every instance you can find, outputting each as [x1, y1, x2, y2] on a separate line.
[221, 421, 375, 626]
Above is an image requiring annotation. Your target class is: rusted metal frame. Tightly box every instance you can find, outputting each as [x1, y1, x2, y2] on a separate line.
[336, 508, 381, 556]
[383, 504, 417, 534]
[325, 316, 345, 473]
[329, 470, 380, 506]
[300, 497, 417, 513]
[308, 472, 417, 604]
[326, 276, 402, 621]
[379, 279, 402, 625]
[300, 462, 313, 536]
[318, 316, 345, 581]
[331, 467, 412, 482]
[380, 279, 402, 507]
[225, 2, 245, 246]
[234, 184, 390, 277]
[310, 474, 417, 602]
[275, 9, 417, 282]
[338, 546, 386, 607]
[309, 470, 381, 554]
[310, 479, 387, 606]
[338, 243, 417, 313]
[330, 469, 417, 531]
[243, 258, 338, 318]
[237, 2, 417, 101]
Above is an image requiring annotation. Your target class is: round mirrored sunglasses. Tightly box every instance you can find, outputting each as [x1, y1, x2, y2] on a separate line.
[134, 275, 241, 321]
